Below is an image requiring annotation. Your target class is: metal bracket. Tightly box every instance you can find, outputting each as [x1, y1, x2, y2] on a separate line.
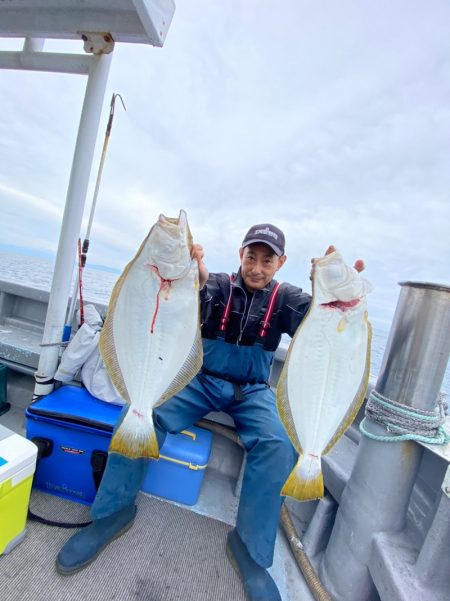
[442, 464, 450, 499]
[79, 32, 114, 55]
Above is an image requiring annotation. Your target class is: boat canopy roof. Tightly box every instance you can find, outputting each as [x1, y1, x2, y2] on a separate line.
[0, 0, 175, 47]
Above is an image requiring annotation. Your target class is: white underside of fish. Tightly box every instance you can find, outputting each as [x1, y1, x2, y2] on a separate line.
[113, 262, 200, 409]
[100, 248, 202, 459]
[277, 252, 371, 501]
[289, 305, 369, 448]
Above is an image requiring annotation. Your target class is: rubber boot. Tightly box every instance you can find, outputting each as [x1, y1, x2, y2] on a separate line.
[226, 529, 282, 601]
[56, 503, 136, 575]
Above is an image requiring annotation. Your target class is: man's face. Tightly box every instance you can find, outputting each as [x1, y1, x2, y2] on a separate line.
[239, 243, 286, 292]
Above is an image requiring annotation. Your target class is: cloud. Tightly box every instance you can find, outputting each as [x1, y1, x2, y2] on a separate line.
[1, 0, 449, 331]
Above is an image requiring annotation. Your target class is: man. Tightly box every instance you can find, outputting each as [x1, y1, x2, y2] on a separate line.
[56, 223, 363, 601]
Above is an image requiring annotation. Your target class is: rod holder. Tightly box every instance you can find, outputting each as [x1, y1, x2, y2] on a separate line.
[377, 282, 450, 411]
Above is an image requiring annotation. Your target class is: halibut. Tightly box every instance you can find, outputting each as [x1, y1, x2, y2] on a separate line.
[99, 210, 202, 459]
[277, 249, 372, 501]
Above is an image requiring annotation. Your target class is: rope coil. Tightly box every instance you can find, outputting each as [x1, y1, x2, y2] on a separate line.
[360, 389, 450, 444]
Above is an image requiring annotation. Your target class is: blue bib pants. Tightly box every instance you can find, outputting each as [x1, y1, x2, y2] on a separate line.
[91, 338, 297, 568]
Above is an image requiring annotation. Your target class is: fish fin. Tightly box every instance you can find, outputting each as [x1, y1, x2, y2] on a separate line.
[109, 406, 159, 459]
[276, 328, 304, 455]
[99, 229, 156, 403]
[281, 455, 324, 501]
[157, 327, 203, 406]
[323, 318, 372, 455]
[99, 270, 130, 402]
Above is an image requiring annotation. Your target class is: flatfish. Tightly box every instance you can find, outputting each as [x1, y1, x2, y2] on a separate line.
[277, 249, 372, 501]
[99, 210, 202, 459]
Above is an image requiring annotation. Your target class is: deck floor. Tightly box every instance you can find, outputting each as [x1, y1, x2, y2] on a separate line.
[0, 407, 315, 601]
[3, 491, 246, 601]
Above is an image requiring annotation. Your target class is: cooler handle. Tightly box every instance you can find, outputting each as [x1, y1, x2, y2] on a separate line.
[32, 437, 53, 459]
[180, 429, 196, 441]
[91, 450, 108, 491]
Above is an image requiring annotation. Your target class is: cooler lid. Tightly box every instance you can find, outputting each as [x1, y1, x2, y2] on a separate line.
[159, 427, 213, 469]
[0, 425, 37, 484]
[26, 385, 122, 433]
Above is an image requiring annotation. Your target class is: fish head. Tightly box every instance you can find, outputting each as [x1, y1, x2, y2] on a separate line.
[146, 210, 193, 280]
[312, 249, 372, 306]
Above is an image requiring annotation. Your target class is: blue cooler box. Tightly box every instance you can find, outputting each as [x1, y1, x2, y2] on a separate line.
[26, 385, 213, 506]
[26, 385, 122, 505]
[141, 426, 213, 506]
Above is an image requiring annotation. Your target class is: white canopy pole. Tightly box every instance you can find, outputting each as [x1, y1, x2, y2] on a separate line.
[34, 50, 112, 397]
[0, 2, 176, 398]
[0, 46, 92, 74]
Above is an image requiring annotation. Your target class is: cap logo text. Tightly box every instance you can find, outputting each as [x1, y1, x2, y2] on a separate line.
[254, 227, 278, 240]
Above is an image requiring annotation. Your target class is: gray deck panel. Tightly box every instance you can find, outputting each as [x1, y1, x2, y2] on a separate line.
[3, 491, 246, 601]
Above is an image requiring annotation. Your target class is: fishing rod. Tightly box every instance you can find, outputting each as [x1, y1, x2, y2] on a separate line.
[62, 92, 126, 342]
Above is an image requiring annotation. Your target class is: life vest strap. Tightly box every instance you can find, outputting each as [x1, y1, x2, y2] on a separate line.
[218, 276, 281, 341]
[218, 274, 235, 332]
[258, 282, 281, 338]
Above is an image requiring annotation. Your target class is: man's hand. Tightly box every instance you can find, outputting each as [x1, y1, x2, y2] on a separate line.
[324, 245, 365, 273]
[310, 245, 366, 281]
[191, 243, 209, 289]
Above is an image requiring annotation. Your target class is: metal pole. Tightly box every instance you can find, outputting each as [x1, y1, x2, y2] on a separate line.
[320, 282, 450, 601]
[63, 93, 126, 339]
[0, 50, 92, 75]
[22, 38, 45, 54]
[34, 51, 112, 397]
[376, 282, 450, 411]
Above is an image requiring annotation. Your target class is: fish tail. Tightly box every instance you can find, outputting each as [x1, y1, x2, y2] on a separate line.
[109, 407, 159, 460]
[281, 454, 324, 501]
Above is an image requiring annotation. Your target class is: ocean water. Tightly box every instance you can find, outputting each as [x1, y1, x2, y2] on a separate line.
[0, 251, 448, 395]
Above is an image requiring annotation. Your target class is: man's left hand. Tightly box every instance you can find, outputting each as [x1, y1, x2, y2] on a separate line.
[324, 245, 365, 273]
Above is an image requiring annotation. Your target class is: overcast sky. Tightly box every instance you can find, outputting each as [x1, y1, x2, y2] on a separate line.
[0, 0, 449, 332]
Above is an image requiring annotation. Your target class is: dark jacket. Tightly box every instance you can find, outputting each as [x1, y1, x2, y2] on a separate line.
[200, 268, 311, 352]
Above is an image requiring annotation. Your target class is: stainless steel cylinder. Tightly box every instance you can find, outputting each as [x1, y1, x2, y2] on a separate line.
[320, 281, 450, 601]
[377, 282, 450, 411]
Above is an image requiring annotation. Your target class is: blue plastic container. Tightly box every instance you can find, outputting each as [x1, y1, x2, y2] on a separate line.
[25, 385, 122, 505]
[25, 385, 213, 507]
[141, 426, 212, 506]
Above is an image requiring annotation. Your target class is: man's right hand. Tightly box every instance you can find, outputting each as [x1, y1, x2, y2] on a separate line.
[192, 243, 209, 289]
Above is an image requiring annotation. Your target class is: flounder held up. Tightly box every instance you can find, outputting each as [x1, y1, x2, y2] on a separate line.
[277, 249, 372, 501]
[99, 210, 202, 459]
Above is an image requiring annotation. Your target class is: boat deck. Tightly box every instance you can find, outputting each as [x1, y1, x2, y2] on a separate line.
[0, 405, 315, 601]
[4, 490, 246, 601]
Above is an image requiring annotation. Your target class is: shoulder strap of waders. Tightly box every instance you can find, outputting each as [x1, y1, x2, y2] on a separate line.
[256, 281, 281, 342]
[217, 274, 235, 338]
[218, 277, 281, 342]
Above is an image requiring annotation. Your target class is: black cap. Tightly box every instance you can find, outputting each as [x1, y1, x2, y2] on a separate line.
[241, 224, 285, 256]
